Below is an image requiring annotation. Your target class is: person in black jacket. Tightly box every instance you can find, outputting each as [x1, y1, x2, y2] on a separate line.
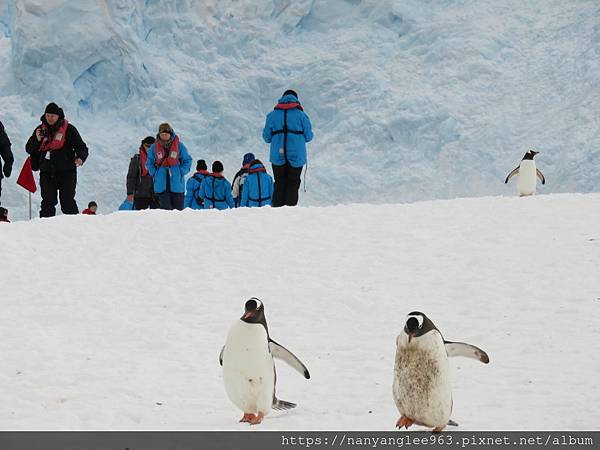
[126, 136, 157, 210]
[25, 103, 88, 217]
[0, 120, 14, 206]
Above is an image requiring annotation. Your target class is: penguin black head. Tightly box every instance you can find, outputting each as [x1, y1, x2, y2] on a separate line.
[241, 297, 266, 324]
[522, 150, 540, 160]
[404, 311, 437, 343]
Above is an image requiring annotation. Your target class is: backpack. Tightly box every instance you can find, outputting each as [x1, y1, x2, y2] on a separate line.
[192, 173, 205, 206]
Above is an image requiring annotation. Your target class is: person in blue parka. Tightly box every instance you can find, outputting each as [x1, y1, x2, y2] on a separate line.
[262, 89, 313, 207]
[146, 122, 192, 210]
[240, 159, 274, 208]
[184, 159, 210, 209]
[199, 161, 234, 210]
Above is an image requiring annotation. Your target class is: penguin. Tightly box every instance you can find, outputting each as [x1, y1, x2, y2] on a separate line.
[219, 298, 310, 425]
[393, 311, 489, 432]
[505, 150, 545, 196]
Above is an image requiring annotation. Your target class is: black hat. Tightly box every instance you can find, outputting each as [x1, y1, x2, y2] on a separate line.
[283, 89, 298, 99]
[196, 159, 207, 171]
[142, 136, 155, 146]
[88, 201, 97, 208]
[44, 102, 61, 115]
[212, 161, 224, 173]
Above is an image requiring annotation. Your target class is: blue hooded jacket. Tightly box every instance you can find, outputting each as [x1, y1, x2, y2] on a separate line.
[240, 162, 274, 207]
[199, 174, 234, 210]
[184, 170, 210, 209]
[262, 94, 313, 168]
[145, 135, 192, 194]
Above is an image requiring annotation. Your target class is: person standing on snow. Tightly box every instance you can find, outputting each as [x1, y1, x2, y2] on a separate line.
[127, 136, 158, 210]
[231, 152, 255, 207]
[0, 120, 14, 207]
[240, 159, 274, 208]
[25, 103, 88, 217]
[262, 89, 313, 207]
[184, 159, 210, 210]
[199, 161, 234, 210]
[146, 123, 192, 211]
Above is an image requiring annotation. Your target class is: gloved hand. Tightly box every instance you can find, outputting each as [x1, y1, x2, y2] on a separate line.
[3, 163, 12, 178]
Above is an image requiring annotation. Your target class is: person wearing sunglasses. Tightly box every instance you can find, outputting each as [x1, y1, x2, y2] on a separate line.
[145, 123, 192, 211]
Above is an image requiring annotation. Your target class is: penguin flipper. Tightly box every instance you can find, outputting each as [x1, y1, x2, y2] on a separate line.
[444, 340, 489, 364]
[269, 339, 310, 379]
[505, 167, 519, 184]
[272, 398, 297, 410]
[536, 169, 546, 184]
[219, 345, 225, 366]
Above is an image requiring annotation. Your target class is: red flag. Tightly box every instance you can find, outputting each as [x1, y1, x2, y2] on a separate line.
[16, 156, 37, 193]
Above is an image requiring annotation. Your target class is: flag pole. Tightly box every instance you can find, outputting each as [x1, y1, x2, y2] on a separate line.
[29, 191, 32, 220]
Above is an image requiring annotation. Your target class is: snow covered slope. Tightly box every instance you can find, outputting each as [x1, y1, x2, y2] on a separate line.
[1, 194, 599, 430]
[0, 0, 599, 220]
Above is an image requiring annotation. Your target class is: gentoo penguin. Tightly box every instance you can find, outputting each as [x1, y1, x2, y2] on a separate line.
[393, 312, 489, 432]
[505, 150, 545, 196]
[220, 298, 310, 425]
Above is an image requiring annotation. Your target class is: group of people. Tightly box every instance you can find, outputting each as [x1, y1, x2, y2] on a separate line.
[0, 89, 313, 220]
[124, 89, 313, 212]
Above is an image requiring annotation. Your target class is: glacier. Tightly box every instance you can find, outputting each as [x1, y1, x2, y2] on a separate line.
[0, 0, 598, 220]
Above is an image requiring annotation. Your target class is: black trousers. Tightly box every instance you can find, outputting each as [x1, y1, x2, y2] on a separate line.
[272, 163, 303, 207]
[156, 192, 184, 211]
[0, 177, 2, 206]
[40, 170, 78, 217]
[134, 197, 159, 210]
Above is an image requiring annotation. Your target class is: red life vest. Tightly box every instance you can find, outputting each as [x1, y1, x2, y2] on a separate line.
[275, 102, 303, 111]
[248, 166, 266, 174]
[81, 208, 96, 215]
[154, 135, 180, 167]
[40, 119, 69, 152]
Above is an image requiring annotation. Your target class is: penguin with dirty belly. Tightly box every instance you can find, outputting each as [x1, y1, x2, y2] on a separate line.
[220, 298, 310, 425]
[505, 150, 545, 196]
[393, 311, 489, 432]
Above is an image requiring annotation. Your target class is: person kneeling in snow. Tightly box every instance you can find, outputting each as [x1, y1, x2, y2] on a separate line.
[231, 152, 255, 207]
[199, 161, 234, 210]
[184, 159, 210, 210]
[82, 201, 97, 215]
[240, 159, 273, 208]
[146, 123, 192, 211]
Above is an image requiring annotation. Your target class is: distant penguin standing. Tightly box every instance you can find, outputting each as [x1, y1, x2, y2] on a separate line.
[393, 312, 489, 432]
[220, 298, 310, 425]
[505, 150, 545, 196]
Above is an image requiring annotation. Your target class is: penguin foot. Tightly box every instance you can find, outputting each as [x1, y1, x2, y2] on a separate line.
[432, 426, 446, 433]
[248, 412, 265, 425]
[239, 413, 256, 423]
[396, 415, 414, 429]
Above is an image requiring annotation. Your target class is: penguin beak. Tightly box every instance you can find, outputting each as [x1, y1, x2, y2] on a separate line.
[408, 332, 415, 343]
[243, 311, 254, 320]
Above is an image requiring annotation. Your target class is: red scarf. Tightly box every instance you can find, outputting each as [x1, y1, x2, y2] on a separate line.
[40, 119, 69, 152]
[154, 136, 180, 167]
[139, 146, 149, 177]
[275, 102, 303, 111]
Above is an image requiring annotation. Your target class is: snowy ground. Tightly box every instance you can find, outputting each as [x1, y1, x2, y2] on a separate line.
[1, 194, 599, 430]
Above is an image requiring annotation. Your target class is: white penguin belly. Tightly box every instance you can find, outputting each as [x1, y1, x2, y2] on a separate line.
[393, 332, 451, 428]
[223, 321, 275, 415]
[517, 160, 537, 196]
